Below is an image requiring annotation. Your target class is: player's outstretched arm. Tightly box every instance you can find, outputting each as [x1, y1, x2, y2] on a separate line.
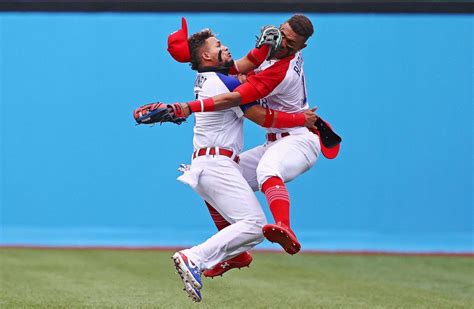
[170, 42, 290, 119]
[172, 60, 286, 119]
[244, 105, 317, 129]
[230, 45, 269, 75]
[175, 92, 243, 118]
[230, 25, 282, 75]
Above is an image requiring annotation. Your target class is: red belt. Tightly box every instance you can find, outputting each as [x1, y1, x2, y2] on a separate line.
[192, 147, 240, 164]
[266, 132, 290, 142]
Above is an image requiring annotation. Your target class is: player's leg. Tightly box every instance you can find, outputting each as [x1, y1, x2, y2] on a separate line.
[203, 144, 265, 231]
[201, 147, 265, 277]
[259, 131, 320, 184]
[173, 157, 265, 300]
[180, 157, 267, 271]
[260, 177, 300, 254]
[201, 146, 266, 277]
[239, 145, 266, 192]
[203, 201, 252, 278]
[257, 131, 320, 254]
[205, 201, 231, 230]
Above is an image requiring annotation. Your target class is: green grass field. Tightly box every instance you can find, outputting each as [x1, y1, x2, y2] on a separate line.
[0, 248, 472, 308]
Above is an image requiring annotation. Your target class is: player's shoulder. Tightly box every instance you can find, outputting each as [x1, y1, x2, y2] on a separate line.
[215, 73, 240, 92]
[194, 72, 235, 98]
[258, 54, 296, 74]
[200, 72, 240, 91]
[276, 52, 300, 70]
[271, 52, 304, 80]
[195, 71, 216, 86]
[289, 51, 304, 66]
[194, 72, 219, 91]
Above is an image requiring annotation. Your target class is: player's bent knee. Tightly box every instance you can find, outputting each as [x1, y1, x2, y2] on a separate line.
[247, 223, 265, 244]
[241, 207, 267, 227]
[254, 233, 265, 245]
[256, 165, 281, 190]
[242, 217, 266, 237]
[246, 217, 265, 229]
[253, 212, 267, 228]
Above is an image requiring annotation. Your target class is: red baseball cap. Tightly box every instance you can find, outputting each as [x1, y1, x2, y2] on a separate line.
[167, 17, 191, 63]
[321, 142, 340, 159]
[319, 119, 340, 159]
[309, 121, 341, 160]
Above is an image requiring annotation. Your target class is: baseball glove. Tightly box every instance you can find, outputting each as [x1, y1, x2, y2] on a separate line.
[255, 25, 282, 60]
[133, 103, 186, 125]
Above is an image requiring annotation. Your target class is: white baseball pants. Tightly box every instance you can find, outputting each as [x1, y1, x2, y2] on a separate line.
[177, 155, 267, 270]
[240, 128, 321, 192]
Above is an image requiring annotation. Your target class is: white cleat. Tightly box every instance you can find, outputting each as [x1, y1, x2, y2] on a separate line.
[172, 251, 203, 302]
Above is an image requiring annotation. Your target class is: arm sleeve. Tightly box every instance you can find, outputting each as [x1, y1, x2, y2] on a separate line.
[235, 55, 293, 104]
[247, 45, 270, 66]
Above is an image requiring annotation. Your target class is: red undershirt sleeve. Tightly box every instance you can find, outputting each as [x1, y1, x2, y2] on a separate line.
[235, 55, 294, 104]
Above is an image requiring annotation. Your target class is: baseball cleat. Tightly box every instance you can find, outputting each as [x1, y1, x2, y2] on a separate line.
[172, 251, 203, 302]
[203, 252, 253, 278]
[182, 280, 202, 302]
[262, 222, 301, 255]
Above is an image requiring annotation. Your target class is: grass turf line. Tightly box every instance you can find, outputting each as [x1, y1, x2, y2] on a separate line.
[0, 248, 472, 308]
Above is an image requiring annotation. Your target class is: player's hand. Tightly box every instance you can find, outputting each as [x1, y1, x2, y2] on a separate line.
[303, 107, 318, 129]
[237, 74, 248, 84]
[169, 103, 191, 119]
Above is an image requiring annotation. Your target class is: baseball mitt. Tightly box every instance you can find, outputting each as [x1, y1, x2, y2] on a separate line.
[255, 25, 282, 60]
[133, 103, 186, 125]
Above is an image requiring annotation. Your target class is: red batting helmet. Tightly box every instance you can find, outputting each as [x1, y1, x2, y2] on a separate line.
[167, 17, 191, 63]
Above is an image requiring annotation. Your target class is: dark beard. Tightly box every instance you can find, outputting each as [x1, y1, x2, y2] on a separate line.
[218, 50, 234, 68]
[221, 59, 234, 68]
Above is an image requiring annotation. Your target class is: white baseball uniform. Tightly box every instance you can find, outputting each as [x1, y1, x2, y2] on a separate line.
[177, 71, 267, 270]
[239, 51, 321, 191]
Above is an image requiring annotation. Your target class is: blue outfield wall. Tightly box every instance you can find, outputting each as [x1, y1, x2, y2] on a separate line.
[0, 13, 472, 252]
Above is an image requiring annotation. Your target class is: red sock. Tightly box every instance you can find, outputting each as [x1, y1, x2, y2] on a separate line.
[205, 201, 231, 231]
[261, 177, 290, 227]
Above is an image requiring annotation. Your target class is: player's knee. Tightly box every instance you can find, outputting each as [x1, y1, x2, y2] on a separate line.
[241, 205, 267, 227]
[248, 223, 265, 244]
[254, 232, 265, 245]
[242, 215, 266, 240]
[244, 217, 265, 230]
[254, 212, 267, 229]
[256, 164, 279, 190]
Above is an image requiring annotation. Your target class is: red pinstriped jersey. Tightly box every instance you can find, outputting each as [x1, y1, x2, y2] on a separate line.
[250, 51, 309, 133]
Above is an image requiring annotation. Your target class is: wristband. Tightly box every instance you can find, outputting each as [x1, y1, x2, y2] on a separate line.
[272, 111, 306, 128]
[187, 98, 215, 113]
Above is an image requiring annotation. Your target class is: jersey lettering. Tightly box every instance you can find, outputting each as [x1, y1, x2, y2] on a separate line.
[293, 53, 303, 77]
[194, 75, 207, 89]
[258, 98, 269, 109]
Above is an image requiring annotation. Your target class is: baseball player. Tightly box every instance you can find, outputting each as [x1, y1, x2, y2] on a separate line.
[159, 18, 317, 302]
[166, 15, 328, 259]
